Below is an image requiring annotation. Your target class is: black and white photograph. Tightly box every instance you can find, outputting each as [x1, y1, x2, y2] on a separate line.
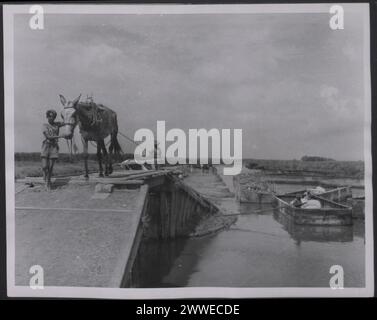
[3, 3, 374, 299]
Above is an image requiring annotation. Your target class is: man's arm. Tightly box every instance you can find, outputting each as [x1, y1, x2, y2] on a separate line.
[55, 121, 65, 127]
[42, 127, 60, 140]
[43, 132, 60, 140]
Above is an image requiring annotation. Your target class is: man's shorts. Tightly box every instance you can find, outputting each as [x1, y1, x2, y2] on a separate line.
[41, 142, 59, 159]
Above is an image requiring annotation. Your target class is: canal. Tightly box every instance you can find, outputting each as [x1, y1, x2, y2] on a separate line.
[132, 174, 365, 288]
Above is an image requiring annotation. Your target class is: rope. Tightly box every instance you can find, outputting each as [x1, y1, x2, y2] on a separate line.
[229, 227, 290, 239]
[88, 138, 123, 155]
[68, 130, 135, 154]
[118, 131, 140, 145]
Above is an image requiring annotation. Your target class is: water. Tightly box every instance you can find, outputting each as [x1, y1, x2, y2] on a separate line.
[133, 179, 365, 288]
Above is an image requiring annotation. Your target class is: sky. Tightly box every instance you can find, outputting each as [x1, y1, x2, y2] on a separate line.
[12, 8, 368, 160]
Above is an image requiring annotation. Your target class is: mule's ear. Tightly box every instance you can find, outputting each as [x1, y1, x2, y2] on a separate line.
[72, 94, 81, 109]
[59, 94, 67, 106]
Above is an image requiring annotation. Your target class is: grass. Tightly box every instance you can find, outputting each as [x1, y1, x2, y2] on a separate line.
[244, 159, 364, 179]
[15, 153, 364, 180]
[14, 152, 130, 179]
[15, 160, 102, 179]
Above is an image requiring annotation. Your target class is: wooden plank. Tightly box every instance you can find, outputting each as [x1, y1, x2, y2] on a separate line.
[116, 169, 177, 181]
[172, 177, 211, 209]
[15, 184, 29, 194]
[166, 192, 172, 238]
[98, 180, 144, 185]
[145, 193, 160, 239]
[169, 191, 176, 238]
[106, 170, 158, 178]
[23, 177, 56, 184]
[161, 191, 169, 239]
[69, 178, 144, 185]
[182, 198, 195, 227]
[181, 191, 190, 226]
[144, 175, 166, 188]
[177, 190, 186, 227]
[172, 188, 180, 235]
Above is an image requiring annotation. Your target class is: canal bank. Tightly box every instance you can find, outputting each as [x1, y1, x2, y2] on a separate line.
[14, 168, 237, 287]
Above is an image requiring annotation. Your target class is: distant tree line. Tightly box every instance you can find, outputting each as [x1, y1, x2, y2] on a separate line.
[15, 152, 134, 162]
[301, 155, 335, 162]
[244, 158, 363, 179]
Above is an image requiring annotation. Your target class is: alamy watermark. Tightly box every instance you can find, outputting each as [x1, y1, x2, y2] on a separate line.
[133, 121, 242, 175]
[329, 265, 344, 289]
[29, 5, 44, 30]
[29, 265, 44, 289]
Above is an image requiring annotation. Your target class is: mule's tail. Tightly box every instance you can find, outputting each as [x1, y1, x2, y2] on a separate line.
[109, 113, 122, 155]
[109, 133, 122, 155]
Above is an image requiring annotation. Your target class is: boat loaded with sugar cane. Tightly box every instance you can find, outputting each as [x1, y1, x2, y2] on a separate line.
[273, 194, 353, 226]
[273, 209, 353, 242]
[281, 186, 352, 202]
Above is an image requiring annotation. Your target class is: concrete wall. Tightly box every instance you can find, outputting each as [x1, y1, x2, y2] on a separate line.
[142, 176, 216, 240]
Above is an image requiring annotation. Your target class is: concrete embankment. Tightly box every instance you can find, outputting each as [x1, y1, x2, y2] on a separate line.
[15, 182, 148, 288]
[14, 168, 239, 288]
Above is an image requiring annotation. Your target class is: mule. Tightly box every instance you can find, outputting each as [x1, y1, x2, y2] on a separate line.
[59, 94, 122, 178]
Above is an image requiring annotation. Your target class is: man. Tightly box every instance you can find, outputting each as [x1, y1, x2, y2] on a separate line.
[149, 140, 161, 170]
[41, 110, 63, 190]
[290, 194, 303, 207]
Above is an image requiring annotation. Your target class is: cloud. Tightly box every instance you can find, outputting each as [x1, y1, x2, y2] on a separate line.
[320, 85, 338, 99]
[11, 12, 366, 160]
[68, 43, 125, 76]
[320, 85, 350, 116]
[342, 44, 358, 61]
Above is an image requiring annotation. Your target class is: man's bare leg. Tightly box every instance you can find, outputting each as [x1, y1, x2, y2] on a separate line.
[47, 159, 56, 191]
[41, 158, 49, 189]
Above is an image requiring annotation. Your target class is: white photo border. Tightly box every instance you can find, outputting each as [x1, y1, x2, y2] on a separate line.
[4, 3, 374, 299]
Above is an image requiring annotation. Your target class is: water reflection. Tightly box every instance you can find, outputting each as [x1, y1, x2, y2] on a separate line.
[133, 191, 365, 288]
[132, 238, 188, 287]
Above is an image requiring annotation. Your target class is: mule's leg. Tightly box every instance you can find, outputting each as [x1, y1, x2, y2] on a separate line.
[66, 139, 71, 162]
[69, 139, 73, 163]
[99, 140, 109, 176]
[108, 133, 117, 175]
[97, 140, 104, 177]
[83, 139, 89, 179]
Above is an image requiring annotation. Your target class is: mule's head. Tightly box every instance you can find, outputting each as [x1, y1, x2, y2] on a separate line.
[59, 94, 81, 139]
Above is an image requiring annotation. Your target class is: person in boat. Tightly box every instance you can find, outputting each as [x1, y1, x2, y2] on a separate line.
[247, 182, 259, 191]
[290, 194, 303, 207]
[41, 109, 64, 190]
[301, 193, 322, 209]
[301, 191, 310, 203]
